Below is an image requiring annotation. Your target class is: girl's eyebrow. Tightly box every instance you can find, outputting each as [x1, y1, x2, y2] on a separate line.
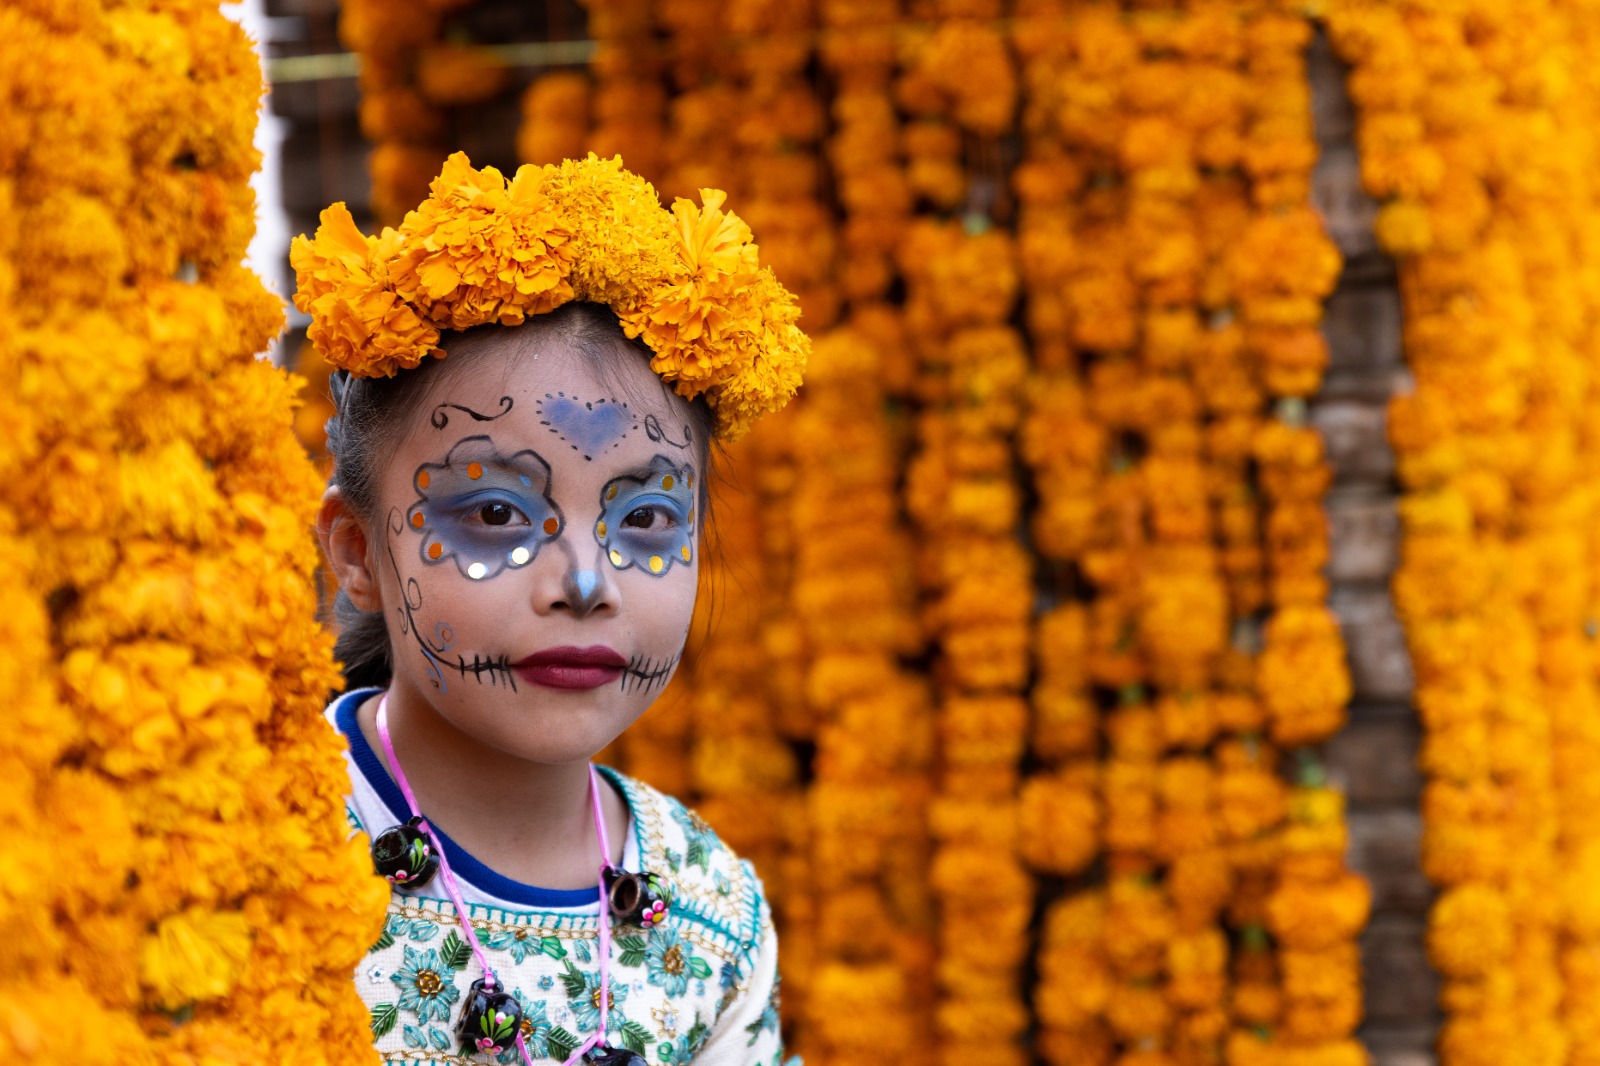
[605, 464, 661, 485]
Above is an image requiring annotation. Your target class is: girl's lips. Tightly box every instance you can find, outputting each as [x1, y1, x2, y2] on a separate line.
[511, 645, 626, 690]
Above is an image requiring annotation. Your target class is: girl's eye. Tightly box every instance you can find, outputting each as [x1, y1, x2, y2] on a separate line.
[479, 502, 520, 526]
[623, 505, 666, 530]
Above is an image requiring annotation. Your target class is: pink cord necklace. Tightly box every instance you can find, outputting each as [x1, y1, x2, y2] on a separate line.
[374, 693, 618, 1066]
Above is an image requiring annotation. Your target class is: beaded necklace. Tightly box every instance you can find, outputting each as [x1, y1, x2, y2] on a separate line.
[371, 693, 647, 1065]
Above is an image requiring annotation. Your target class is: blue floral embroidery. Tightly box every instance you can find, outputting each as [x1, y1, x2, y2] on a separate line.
[654, 1013, 709, 1063]
[744, 976, 782, 1046]
[669, 806, 717, 871]
[562, 960, 629, 1034]
[538, 975, 555, 991]
[645, 927, 711, 998]
[485, 926, 566, 965]
[718, 960, 743, 1013]
[496, 993, 551, 1064]
[391, 945, 460, 1024]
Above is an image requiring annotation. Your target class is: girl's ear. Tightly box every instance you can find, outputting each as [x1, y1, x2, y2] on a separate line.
[318, 487, 381, 612]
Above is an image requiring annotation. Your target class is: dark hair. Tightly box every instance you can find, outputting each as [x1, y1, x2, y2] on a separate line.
[325, 301, 717, 689]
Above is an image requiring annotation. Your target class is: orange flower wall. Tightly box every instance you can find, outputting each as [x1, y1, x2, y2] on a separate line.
[324, 1, 1600, 1065]
[0, 2, 388, 1063]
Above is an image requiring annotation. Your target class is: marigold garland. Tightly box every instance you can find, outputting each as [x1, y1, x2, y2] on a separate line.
[903, 213, 1034, 1065]
[1327, 3, 1600, 1064]
[1015, 7, 1362, 1066]
[0, 2, 387, 1062]
[347, 7, 1600, 1066]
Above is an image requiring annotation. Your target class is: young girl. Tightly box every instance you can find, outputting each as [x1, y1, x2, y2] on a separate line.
[293, 153, 806, 1066]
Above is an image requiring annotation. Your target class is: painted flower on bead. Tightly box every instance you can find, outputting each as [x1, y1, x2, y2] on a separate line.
[495, 992, 550, 1064]
[644, 926, 713, 998]
[391, 945, 460, 1024]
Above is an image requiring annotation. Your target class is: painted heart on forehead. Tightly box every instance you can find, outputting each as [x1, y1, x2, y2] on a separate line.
[536, 392, 638, 461]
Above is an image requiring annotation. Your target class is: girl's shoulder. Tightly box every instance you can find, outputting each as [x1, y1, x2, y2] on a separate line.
[598, 767, 773, 960]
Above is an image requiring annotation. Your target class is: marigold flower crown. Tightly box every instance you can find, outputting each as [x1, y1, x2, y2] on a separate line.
[291, 152, 809, 440]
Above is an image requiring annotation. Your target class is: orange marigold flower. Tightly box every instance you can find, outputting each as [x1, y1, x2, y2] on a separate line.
[289, 204, 441, 378]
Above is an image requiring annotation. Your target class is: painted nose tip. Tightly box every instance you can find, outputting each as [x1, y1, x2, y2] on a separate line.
[565, 568, 602, 614]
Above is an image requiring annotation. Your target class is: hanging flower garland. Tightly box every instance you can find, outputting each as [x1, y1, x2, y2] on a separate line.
[338, 0, 499, 225]
[0, 3, 387, 1061]
[518, 70, 590, 166]
[789, 327, 932, 1064]
[1327, 3, 1600, 1064]
[898, 7, 1034, 1026]
[1017, 7, 1363, 1066]
[582, 0, 667, 188]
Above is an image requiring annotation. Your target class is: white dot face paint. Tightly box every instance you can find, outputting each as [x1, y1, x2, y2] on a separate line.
[369, 319, 703, 767]
[408, 434, 563, 581]
[575, 570, 599, 599]
[595, 454, 696, 577]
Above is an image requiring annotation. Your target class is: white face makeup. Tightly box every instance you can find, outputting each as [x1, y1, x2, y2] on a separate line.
[368, 327, 703, 766]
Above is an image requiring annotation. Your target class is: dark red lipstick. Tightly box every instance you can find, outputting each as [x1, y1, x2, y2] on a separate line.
[512, 645, 627, 690]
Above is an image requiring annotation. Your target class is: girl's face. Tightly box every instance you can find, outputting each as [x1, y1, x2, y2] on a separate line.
[361, 330, 702, 764]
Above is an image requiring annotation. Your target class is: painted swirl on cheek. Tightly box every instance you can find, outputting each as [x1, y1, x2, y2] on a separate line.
[595, 455, 696, 576]
[408, 435, 563, 580]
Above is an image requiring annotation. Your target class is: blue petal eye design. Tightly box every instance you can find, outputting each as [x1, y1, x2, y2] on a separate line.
[407, 435, 562, 580]
[596, 455, 696, 577]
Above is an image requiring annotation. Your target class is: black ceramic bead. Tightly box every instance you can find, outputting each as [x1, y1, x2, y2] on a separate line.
[457, 977, 524, 1056]
[370, 816, 440, 889]
[583, 1044, 649, 1066]
[602, 867, 670, 928]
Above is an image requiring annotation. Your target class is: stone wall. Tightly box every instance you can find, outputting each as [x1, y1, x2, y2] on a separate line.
[1308, 31, 1435, 1066]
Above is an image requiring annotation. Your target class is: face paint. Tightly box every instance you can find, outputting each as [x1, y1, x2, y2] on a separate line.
[536, 392, 637, 461]
[620, 652, 681, 695]
[430, 395, 514, 431]
[595, 454, 696, 577]
[381, 514, 524, 695]
[562, 567, 605, 617]
[643, 414, 692, 450]
[408, 435, 562, 580]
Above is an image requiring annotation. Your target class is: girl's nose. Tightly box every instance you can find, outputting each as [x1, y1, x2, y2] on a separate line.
[532, 539, 619, 618]
[562, 567, 606, 618]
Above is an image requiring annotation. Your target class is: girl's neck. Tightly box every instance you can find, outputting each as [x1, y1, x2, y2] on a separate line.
[356, 684, 628, 892]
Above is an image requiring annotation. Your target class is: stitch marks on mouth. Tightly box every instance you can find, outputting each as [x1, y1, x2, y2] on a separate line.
[446, 652, 518, 690]
[620, 653, 681, 695]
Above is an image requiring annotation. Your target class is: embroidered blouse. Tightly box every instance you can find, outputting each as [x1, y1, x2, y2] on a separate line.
[329, 689, 786, 1066]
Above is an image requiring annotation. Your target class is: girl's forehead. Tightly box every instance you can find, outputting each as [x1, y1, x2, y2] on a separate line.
[398, 341, 697, 483]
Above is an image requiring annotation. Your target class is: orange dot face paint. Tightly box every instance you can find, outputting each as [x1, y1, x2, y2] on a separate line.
[407, 434, 562, 581]
[594, 454, 697, 579]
